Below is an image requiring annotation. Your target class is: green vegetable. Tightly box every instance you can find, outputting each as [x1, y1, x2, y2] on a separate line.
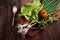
[17, 0, 59, 27]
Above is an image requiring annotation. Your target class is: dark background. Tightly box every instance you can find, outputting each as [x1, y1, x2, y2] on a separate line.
[0, 0, 60, 40]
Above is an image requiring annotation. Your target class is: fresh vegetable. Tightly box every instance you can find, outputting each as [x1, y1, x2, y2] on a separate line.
[17, 0, 59, 27]
[20, 16, 27, 24]
[39, 9, 47, 19]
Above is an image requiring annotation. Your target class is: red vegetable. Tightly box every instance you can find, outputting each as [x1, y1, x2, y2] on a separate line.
[39, 9, 47, 19]
[20, 16, 27, 24]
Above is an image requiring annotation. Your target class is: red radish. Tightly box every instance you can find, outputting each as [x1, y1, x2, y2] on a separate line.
[20, 16, 27, 24]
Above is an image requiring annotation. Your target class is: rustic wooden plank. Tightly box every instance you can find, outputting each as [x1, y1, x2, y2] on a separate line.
[0, 0, 60, 40]
[20, 0, 27, 7]
[0, 18, 4, 40]
[27, 0, 32, 3]
[0, 0, 12, 40]
[44, 20, 60, 40]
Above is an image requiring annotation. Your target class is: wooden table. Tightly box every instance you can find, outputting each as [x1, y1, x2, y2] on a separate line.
[0, 0, 60, 40]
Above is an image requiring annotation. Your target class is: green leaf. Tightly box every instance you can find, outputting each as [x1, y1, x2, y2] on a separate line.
[32, 0, 41, 6]
[42, 0, 59, 16]
[20, 0, 43, 21]
[48, 1, 58, 13]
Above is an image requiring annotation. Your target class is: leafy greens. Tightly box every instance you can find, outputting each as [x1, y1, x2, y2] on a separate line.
[17, 0, 59, 27]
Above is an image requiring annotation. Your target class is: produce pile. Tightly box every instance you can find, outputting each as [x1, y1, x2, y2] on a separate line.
[17, 0, 59, 27]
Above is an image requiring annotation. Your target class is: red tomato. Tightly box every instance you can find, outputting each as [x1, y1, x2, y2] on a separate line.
[20, 16, 27, 24]
[39, 9, 47, 19]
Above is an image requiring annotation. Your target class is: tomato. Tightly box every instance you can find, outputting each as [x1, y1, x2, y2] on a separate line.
[39, 9, 47, 19]
[20, 16, 27, 24]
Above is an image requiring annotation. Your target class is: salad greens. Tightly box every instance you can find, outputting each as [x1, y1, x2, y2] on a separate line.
[17, 0, 59, 27]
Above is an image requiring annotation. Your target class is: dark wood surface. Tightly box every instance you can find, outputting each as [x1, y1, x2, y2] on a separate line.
[0, 0, 60, 40]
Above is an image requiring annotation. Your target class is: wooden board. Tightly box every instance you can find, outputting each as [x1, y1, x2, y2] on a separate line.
[0, 0, 60, 40]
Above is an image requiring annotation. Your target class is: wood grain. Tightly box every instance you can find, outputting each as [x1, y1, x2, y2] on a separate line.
[0, 0, 60, 40]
